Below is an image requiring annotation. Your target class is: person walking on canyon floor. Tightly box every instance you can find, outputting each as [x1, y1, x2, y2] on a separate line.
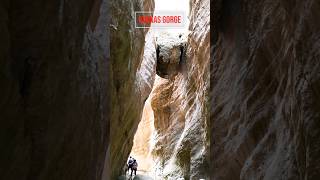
[128, 158, 138, 177]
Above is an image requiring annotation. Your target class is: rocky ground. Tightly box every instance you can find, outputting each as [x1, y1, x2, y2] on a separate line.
[118, 171, 154, 180]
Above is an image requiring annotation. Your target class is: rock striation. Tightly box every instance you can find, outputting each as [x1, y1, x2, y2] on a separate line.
[149, 0, 210, 179]
[211, 0, 320, 179]
[109, 0, 155, 179]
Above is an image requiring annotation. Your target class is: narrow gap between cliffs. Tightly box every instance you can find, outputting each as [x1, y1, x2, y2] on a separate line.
[123, 0, 190, 179]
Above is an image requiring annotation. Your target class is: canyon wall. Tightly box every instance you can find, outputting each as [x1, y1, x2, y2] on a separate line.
[130, 97, 155, 172]
[109, 0, 155, 178]
[130, 30, 157, 173]
[212, 0, 320, 179]
[0, 0, 109, 180]
[150, 0, 210, 179]
[0, 0, 157, 179]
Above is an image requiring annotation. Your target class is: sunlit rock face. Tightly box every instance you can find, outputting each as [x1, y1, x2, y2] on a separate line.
[150, 0, 210, 179]
[131, 97, 155, 172]
[109, 0, 155, 178]
[0, 0, 109, 179]
[130, 31, 157, 173]
[131, 32, 158, 173]
[211, 0, 320, 179]
[136, 30, 157, 102]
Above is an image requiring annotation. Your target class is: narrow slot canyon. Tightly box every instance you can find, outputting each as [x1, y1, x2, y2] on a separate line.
[130, 96, 155, 176]
[119, 0, 210, 179]
[1, 0, 320, 180]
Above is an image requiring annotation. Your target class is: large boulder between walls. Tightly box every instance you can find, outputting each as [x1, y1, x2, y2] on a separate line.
[211, 0, 320, 179]
[155, 32, 188, 79]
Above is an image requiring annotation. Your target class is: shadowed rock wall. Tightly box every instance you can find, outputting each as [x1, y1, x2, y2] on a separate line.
[0, 0, 109, 179]
[211, 0, 320, 179]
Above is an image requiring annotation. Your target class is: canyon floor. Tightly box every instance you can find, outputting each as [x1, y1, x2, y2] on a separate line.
[118, 170, 155, 180]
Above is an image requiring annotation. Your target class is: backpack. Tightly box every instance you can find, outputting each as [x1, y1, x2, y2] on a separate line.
[132, 161, 138, 169]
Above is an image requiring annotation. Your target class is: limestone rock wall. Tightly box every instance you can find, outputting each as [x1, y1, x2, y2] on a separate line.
[130, 97, 155, 172]
[211, 0, 320, 179]
[150, 0, 210, 179]
[129, 30, 157, 173]
[109, 0, 155, 178]
[136, 30, 157, 103]
[0, 0, 109, 179]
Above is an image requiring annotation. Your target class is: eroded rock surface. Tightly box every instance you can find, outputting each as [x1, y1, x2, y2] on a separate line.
[149, 0, 210, 179]
[0, 0, 109, 179]
[136, 30, 157, 102]
[109, 0, 155, 179]
[211, 0, 320, 179]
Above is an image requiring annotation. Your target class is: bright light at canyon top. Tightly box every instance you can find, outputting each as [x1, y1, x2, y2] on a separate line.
[153, 0, 190, 32]
[155, 0, 189, 14]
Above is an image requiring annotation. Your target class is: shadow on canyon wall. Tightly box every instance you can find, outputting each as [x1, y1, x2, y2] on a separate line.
[211, 0, 320, 179]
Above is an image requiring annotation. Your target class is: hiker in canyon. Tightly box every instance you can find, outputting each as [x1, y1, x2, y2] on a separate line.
[129, 159, 138, 177]
[127, 156, 138, 177]
[128, 156, 134, 166]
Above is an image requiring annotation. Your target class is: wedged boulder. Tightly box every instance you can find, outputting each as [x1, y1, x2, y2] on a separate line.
[155, 32, 187, 79]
